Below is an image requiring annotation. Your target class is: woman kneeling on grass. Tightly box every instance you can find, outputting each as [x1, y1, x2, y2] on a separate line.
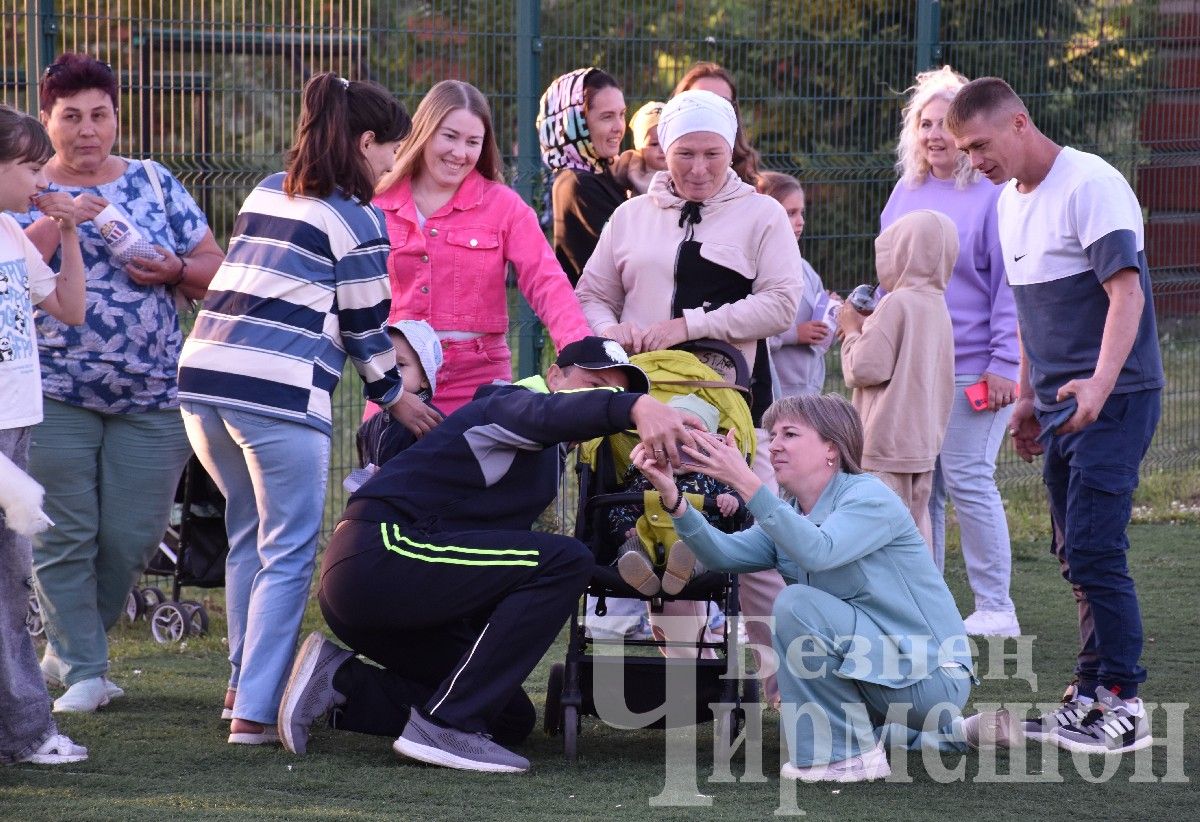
[630, 393, 1020, 782]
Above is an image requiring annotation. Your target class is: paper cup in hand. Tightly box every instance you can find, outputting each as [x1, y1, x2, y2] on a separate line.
[95, 204, 164, 265]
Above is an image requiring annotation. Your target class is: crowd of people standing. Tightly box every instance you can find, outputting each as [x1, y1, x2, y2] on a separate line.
[0, 51, 1163, 781]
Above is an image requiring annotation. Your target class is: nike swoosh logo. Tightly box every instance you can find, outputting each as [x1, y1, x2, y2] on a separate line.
[1014, 254, 1027, 262]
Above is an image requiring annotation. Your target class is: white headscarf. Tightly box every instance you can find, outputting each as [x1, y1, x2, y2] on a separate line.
[657, 89, 737, 152]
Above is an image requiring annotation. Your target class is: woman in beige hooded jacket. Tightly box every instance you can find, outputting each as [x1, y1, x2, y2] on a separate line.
[575, 90, 801, 705]
[838, 209, 957, 552]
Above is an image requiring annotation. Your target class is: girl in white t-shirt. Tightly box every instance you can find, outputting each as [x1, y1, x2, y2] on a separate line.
[0, 104, 85, 766]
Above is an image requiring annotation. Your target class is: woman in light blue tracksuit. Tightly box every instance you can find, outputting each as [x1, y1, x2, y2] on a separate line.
[630, 393, 1017, 783]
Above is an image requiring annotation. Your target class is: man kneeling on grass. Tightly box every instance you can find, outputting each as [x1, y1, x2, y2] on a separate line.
[277, 337, 691, 773]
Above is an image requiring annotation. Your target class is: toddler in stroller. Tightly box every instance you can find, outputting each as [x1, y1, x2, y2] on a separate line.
[607, 392, 745, 596]
[546, 344, 761, 761]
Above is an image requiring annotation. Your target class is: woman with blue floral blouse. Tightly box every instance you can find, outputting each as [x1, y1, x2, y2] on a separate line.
[18, 53, 224, 713]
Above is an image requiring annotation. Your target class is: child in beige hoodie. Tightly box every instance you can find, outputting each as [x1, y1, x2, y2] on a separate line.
[838, 209, 956, 553]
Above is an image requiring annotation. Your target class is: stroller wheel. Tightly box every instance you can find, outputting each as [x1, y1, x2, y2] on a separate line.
[180, 600, 209, 636]
[563, 705, 579, 763]
[124, 589, 146, 623]
[141, 587, 167, 609]
[150, 602, 190, 643]
[26, 591, 44, 637]
[544, 663, 565, 736]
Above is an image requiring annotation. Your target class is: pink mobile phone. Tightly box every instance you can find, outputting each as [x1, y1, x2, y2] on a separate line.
[964, 380, 989, 412]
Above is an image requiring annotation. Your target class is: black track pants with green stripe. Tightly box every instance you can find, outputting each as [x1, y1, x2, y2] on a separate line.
[318, 518, 594, 736]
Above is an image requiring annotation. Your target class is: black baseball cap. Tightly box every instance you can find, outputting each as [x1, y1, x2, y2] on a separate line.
[554, 336, 650, 394]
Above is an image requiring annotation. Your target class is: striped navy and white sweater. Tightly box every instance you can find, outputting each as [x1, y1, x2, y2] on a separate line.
[178, 173, 401, 434]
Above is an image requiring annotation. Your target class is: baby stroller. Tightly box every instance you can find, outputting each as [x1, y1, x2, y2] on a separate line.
[134, 455, 228, 643]
[544, 340, 761, 762]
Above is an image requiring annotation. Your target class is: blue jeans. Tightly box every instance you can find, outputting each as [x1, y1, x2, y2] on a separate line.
[181, 402, 330, 725]
[930, 374, 1015, 611]
[1039, 389, 1160, 698]
[31, 400, 191, 685]
[0, 427, 59, 763]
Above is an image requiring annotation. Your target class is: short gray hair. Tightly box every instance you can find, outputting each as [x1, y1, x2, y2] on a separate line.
[762, 393, 864, 474]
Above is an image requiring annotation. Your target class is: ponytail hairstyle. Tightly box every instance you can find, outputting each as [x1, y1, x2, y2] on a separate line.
[284, 73, 411, 203]
[0, 104, 53, 165]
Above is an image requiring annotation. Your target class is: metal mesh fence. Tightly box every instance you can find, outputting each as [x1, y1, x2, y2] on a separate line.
[3, 0, 1196, 524]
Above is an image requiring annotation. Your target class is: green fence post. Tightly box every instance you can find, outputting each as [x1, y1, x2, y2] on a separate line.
[26, 0, 59, 112]
[916, 0, 941, 72]
[513, 0, 544, 379]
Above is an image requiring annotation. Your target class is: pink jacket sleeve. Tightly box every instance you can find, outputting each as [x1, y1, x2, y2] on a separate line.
[505, 196, 592, 349]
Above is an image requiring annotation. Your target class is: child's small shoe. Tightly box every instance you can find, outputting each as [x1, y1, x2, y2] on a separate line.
[617, 536, 660, 596]
[662, 541, 702, 596]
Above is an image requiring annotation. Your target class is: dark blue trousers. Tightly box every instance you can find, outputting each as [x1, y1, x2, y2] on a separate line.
[1039, 389, 1160, 698]
[318, 518, 593, 738]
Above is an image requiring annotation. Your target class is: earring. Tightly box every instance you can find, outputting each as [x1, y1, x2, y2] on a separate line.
[825, 457, 835, 467]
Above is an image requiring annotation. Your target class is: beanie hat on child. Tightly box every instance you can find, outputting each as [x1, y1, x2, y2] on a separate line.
[668, 393, 720, 434]
[388, 319, 444, 397]
[630, 101, 665, 150]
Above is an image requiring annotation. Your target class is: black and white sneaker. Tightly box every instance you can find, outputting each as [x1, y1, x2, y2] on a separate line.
[1052, 686, 1152, 755]
[394, 707, 530, 773]
[1022, 680, 1091, 741]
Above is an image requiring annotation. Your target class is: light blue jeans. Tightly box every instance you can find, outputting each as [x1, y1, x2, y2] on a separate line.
[0, 427, 59, 763]
[181, 402, 329, 725]
[31, 400, 191, 685]
[929, 375, 1016, 613]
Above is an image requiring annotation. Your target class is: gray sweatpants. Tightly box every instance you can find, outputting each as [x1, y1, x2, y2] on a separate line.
[0, 427, 58, 764]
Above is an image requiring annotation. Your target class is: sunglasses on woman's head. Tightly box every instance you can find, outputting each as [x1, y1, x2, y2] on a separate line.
[43, 61, 114, 78]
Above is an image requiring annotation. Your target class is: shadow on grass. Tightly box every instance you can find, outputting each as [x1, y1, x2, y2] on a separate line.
[3, 523, 1195, 821]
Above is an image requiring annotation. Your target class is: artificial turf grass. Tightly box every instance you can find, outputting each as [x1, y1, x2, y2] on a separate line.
[2, 522, 1195, 822]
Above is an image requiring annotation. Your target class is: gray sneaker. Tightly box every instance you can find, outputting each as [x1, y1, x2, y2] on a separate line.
[1022, 680, 1090, 741]
[393, 707, 529, 773]
[1052, 686, 1153, 755]
[278, 632, 352, 755]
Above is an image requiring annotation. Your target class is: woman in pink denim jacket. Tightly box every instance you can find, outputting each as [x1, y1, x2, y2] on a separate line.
[374, 81, 591, 414]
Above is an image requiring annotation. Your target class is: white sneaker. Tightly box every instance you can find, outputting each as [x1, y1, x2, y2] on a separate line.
[52, 677, 110, 713]
[17, 733, 88, 765]
[963, 610, 1021, 638]
[41, 649, 66, 688]
[963, 708, 1023, 749]
[780, 739, 891, 783]
[42, 651, 124, 699]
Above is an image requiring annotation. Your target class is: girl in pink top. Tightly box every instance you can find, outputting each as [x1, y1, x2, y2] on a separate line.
[374, 81, 591, 414]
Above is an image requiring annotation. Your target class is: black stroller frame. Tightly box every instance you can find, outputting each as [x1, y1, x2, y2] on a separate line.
[136, 455, 228, 643]
[543, 341, 762, 762]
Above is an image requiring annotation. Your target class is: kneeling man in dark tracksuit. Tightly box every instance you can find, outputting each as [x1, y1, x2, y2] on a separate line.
[278, 337, 690, 772]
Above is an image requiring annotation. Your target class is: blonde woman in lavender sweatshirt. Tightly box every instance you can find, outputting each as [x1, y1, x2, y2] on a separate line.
[880, 66, 1020, 638]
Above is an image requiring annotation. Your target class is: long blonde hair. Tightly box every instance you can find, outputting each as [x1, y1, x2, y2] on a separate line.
[376, 80, 502, 193]
[894, 65, 979, 190]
